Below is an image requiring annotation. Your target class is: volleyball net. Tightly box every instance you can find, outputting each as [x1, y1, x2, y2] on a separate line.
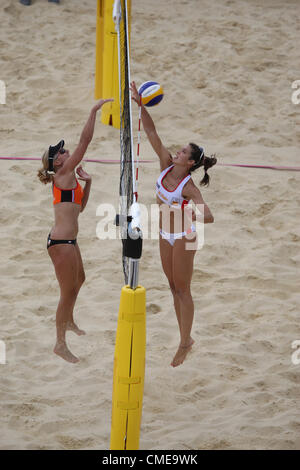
[114, 0, 142, 286]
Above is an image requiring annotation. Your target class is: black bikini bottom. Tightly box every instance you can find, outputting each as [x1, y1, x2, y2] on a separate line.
[47, 233, 77, 250]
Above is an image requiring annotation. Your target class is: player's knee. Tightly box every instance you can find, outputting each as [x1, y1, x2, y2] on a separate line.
[173, 284, 190, 298]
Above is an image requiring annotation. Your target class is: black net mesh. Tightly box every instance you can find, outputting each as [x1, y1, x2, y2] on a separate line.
[119, 0, 133, 284]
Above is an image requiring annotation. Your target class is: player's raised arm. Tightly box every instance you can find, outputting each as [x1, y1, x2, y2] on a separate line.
[62, 99, 114, 173]
[130, 81, 172, 171]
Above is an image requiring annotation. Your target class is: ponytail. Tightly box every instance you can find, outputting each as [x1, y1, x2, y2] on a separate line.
[189, 142, 217, 187]
[37, 168, 53, 184]
[37, 149, 54, 184]
[199, 154, 217, 186]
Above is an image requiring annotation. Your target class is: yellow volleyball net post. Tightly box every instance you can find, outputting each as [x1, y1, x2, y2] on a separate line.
[110, 284, 146, 450]
[98, 0, 146, 450]
[95, 0, 131, 129]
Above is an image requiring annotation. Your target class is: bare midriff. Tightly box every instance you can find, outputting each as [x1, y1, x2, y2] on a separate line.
[50, 203, 81, 239]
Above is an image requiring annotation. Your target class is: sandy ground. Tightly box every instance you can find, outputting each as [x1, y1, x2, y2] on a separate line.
[0, 0, 300, 450]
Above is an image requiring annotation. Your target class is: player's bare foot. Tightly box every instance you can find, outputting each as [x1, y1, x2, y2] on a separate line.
[66, 322, 86, 336]
[54, 342, 79, 363]
[171, 338, 194, 367]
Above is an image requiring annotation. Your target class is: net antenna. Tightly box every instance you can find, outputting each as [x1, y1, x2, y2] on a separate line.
[114, 0, 142, 288]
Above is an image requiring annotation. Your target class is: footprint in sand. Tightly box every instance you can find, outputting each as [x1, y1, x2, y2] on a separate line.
[147, 303, 161, 315]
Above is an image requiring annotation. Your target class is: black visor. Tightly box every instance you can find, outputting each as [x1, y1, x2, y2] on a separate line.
[48, 140, 64, 172]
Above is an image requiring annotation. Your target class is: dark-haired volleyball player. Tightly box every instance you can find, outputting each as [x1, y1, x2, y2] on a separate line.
[38, 99, 113, 363]
[130, 81, 216, 367]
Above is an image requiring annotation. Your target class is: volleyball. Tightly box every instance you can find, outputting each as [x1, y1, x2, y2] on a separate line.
[138, 81, 164, 107]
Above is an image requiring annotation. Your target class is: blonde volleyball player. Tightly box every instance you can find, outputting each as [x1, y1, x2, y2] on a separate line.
[130, 81, 216, 367]
[38, 99, 113, 363]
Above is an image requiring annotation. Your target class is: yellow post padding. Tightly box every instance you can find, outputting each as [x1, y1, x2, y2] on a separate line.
[110, 285, 146, 450]
[95, 0, 131, 129]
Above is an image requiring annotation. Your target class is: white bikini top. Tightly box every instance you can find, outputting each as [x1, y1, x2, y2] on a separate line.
[156, 165, 191, 208]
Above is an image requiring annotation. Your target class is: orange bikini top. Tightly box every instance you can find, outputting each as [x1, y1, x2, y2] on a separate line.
[52, 179, 84, 206]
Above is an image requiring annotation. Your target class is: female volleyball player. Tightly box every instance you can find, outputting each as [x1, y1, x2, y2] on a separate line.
[130, 81, 216, 367]
[38, 98, 113, 363]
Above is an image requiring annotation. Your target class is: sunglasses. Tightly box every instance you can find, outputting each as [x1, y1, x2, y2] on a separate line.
[47, 148, 66, 173]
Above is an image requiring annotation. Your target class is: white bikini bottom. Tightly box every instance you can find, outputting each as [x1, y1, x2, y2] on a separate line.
[159, 224, 196, 247]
